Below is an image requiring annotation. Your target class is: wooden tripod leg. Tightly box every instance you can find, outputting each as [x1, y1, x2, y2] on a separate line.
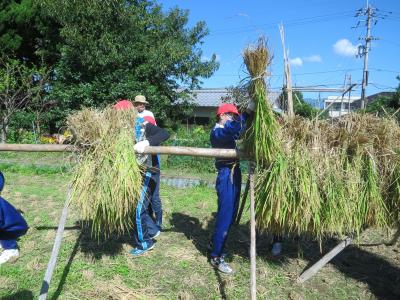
[39, 186, 72, 300]
[297, 237, 352, 283]
[235, 174, 250, 225]
[249, 166, 257, 300]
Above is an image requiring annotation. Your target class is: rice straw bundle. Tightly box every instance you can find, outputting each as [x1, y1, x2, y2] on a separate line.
[388, 157, 400, 226]
[243, 37, 282, 165]
[243, 36, 399, 238]
[67, 107, 142, 238]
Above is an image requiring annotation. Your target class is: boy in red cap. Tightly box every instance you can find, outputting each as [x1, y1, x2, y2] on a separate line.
[208, 101, 255, 274]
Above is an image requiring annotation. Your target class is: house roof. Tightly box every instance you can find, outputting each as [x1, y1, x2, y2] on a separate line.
[185, 88, 282, 108]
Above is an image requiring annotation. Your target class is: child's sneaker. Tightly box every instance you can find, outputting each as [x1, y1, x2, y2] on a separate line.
[130, 244, 154, 257]
[150, 231, 161, 239]
[271, 242, 282, 256]
[0, 249, 19, 265]
[210, 257, 234, 275]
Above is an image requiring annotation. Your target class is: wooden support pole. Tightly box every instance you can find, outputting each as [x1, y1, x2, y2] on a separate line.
[249, 163, 257, 300]
[39, 187, 72, 300]
[297, 237, 352, 283]
[279, 23, 294, 118]
[0, 144, 241, 159]
[0, 144, 76, 152]
[144, 146, 240, 158]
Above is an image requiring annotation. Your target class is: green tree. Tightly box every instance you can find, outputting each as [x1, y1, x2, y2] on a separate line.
[0, 0, 61, 66]
[0, 56, 45, 142]
[364, 76, 400, 121]
[292, 91, 327, 119]
[42, 0, 219, 124]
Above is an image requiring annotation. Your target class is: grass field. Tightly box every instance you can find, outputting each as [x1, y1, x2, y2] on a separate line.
[0, 154, 399, 299]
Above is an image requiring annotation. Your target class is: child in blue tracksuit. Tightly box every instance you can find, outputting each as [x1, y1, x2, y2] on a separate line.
[130, 117, 170, 256]
[209, 102, 254, 274]
[0, 171, 28, 264]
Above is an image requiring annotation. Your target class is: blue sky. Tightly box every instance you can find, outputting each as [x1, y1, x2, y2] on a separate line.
[160, 0, 400, 98]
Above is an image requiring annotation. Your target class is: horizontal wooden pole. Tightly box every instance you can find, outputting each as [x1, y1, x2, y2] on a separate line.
[0, 144, 76, 152]
[0, 144, 241, 159]
[144, 146, 240, 158]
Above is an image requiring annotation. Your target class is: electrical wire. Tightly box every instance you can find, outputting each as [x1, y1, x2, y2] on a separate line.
[209, 11, 354, 36]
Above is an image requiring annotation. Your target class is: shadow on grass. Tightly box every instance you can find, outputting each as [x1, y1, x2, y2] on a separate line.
[168, 212, 282, 261]
[170, 212, 400, 300]
[75, 221, 136, 260]
[1, 290, 34, 300]
[35, 222, 135, 260]
[41, 221, 136, 299]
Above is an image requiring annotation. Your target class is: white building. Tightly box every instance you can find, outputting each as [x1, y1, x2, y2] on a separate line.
[324, 95, 360, 118]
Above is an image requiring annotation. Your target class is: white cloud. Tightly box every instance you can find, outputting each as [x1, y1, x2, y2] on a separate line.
[289, 57, 303, 67]
[333, 39, 359, 56]
[303, 55, 322, 63]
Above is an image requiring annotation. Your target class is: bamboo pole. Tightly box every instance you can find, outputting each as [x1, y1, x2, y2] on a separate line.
[0, 144, 75, 152]
[297, 237, 352, 283]
[249, 163, 257, 300]
[0, 144, 240, 158]
[39, 187, 72, 300]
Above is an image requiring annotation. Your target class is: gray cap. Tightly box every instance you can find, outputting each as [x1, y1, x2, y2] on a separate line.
[134, 95, 149, 104]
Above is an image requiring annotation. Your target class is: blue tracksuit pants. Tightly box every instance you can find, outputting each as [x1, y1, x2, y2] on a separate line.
[211, 165, 242, 258]
[0, 197, 28, 250]
[148, 172, 162, 230]
[133, 172, 160, 250]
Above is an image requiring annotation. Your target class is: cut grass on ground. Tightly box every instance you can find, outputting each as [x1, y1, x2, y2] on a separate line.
[0, 169, 399, 299]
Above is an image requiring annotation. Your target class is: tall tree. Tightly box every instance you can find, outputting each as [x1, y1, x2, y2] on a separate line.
[43, 0, 219, 124]
[0, 56, 44, 142]
[0, 0, 61, 66]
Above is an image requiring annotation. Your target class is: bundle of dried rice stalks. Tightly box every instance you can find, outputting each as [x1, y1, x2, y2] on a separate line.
[244, 36, 399, 238]
[67, 107, 142, 238]
[243, 37, 282, 165]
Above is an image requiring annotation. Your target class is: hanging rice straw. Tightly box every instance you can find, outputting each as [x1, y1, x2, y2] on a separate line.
[67, 107, 142, 238]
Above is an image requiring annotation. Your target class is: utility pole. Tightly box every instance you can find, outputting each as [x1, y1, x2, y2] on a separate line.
[279, 23, 294, 118]
[354, 1, 384, 109]
[348, 75, 352, 114]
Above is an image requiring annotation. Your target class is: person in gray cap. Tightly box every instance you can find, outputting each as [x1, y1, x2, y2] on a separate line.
[133, 95, 163, 233]
[133, 95, 155, 121]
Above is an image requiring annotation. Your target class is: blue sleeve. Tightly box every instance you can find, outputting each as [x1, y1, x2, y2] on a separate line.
[0, 197, 28, 239]
[212, 113, 248, 142]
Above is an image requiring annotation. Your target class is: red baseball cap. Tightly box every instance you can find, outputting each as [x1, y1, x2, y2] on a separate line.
[216, 103, 239, 116]
[114, 99, 133, 110]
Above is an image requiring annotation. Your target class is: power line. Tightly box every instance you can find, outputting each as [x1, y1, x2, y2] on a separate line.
[380, 39, 400, 48]
[370, 67, 400, 74]
[209, 11, 354, 36]
[369, 83, 398, 90]
[211, 68, 363, 78]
